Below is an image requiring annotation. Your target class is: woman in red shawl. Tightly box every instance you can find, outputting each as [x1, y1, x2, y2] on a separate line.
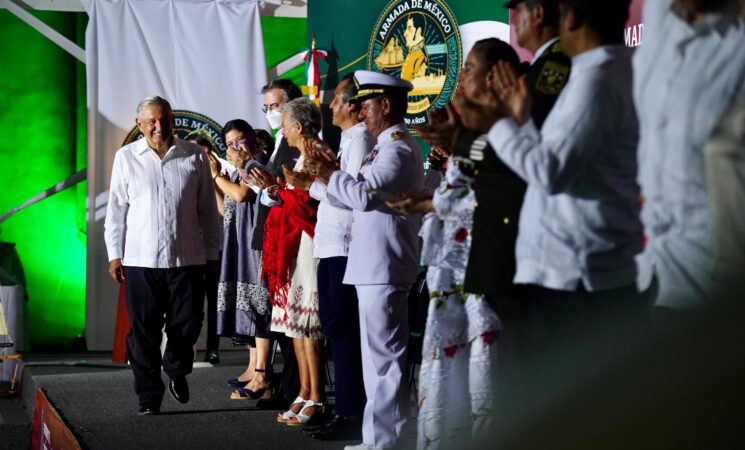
[259, 98, 326, 426]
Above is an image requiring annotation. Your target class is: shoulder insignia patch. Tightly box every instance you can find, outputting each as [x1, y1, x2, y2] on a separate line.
[535, 60, 569, 96]
[391, 131, 401, 141]
[548, 40, 563, 55]
[469, 136, 488, 162]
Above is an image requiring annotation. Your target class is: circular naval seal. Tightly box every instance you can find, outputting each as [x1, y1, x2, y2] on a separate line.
[368, 0, 462, 129]
[123, 110, 226, 157]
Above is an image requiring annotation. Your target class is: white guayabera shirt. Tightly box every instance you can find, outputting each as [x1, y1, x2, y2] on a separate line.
[488, 45, 642, 292]
[633, 0, 745, 308]
[309, 122, 376, 259]
[105, 138, 222, 268]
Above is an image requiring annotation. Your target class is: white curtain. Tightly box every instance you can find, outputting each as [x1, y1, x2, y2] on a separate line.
[82, 0, 275, 350]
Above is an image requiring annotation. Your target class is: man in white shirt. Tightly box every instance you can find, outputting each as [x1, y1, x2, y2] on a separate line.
[104, 96, 221, 415]
[248, 78, 304, 411]
[458, 0, 645, 354]
[284, 74, 375, 440]
[633, 0, 745, 310]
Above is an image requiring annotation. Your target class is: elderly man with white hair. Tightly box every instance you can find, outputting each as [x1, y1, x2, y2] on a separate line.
[104, 95, 221, 415]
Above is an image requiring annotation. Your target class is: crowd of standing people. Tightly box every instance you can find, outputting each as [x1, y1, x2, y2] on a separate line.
[103, 0, 745, 449]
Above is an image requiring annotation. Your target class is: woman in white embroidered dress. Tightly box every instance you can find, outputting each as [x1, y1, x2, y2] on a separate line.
[259, 97, 325, 427]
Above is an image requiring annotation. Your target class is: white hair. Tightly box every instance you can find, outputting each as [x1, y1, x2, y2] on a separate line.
[136, 96, 172, 116]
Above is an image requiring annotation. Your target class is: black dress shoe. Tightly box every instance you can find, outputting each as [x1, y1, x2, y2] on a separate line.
[138, 406, 160, 416]
[169, 376, 189, 404]
[256, 394, 290, 410]
[302, 414, 335, 433]
[204, 350, 220, 364]
[302, 416, 362, 441]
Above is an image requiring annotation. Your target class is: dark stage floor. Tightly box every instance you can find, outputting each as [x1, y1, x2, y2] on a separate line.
[2, 350, 417, 450]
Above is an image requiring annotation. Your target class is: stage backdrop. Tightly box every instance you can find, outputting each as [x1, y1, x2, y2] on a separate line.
[626, 0, 645, 48]
[308, 0, 644, 146]
[82, 0, 276, 351]
[308, 0, 509, 138]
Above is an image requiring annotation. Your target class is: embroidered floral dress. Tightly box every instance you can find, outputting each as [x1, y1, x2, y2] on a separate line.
[216, 171, 271, 339]
[417, 157, 501, 450]
[268, 156, 323, 340]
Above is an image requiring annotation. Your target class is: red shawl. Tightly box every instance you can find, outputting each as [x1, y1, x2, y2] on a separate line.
[261, 184, 318, 311]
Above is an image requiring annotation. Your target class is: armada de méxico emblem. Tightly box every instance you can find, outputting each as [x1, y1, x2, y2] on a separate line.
[368, 0, 462, 129]
[123, 110, 226, 156]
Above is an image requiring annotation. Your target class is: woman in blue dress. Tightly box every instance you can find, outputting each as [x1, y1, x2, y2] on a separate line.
[209, 119, 273, 398]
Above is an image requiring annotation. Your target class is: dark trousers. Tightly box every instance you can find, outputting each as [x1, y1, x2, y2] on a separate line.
[204, 259, 221, 352]
[317, 257, 366, 419]
[124, 265, 206, 407]
[491, 283, 652, 378]
[523, 283, 651, 350]
[274, 332, 300, 403]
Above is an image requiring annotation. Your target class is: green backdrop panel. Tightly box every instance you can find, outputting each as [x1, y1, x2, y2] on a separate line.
[308, 0, 508, 84]
[0, 10, 87, 349]
[0, 11, 308, 350]
[307, 0, 509, 152]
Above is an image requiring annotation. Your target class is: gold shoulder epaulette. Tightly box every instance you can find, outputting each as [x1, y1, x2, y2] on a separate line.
[550, 40, 563, 54]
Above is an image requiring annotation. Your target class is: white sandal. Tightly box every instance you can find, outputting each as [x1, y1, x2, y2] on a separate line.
[276, 396, 306, 423]
[285, 400, 324, 427]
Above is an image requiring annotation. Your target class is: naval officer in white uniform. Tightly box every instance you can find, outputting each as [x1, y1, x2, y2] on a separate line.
[300, 71, 424, 450]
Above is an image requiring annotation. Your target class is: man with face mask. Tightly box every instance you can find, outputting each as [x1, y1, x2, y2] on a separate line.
[247, 78, 303, 411]
[251, 78, 303, 251]
[633, 0, 745, 313]
[104, 96, 221, 415]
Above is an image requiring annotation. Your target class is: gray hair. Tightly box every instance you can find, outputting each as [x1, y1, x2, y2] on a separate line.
[282, 97, 322, 135]
[136, 96, 172, 116]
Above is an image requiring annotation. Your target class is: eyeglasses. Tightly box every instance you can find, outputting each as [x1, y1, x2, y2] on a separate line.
[229, 139, 247, 149]
[229, 138, 257, 154]
[261, 103, 281, 113]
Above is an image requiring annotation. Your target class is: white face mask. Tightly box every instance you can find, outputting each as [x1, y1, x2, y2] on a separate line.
[266, 109, 283, 130]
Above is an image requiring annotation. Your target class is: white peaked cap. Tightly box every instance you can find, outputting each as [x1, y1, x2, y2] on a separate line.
[352, 70, 413, 101]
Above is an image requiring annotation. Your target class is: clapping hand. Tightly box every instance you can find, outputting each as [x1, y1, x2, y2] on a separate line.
[281, 164, 314, 191]
[250, 166, 279, 190]
[427, 145, 450, 171]
[304, 142, 338, 184]
[298, 136, 332, 156]
[386, 192, 434, 215]
[208, 152, 221, 178]
[452, 91, 504, 133]
[415, 103, 462, 151]
[490, 61, 531, 126]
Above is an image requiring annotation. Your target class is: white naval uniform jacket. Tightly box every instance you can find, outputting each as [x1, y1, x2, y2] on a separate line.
[322, 123, 425, 286]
